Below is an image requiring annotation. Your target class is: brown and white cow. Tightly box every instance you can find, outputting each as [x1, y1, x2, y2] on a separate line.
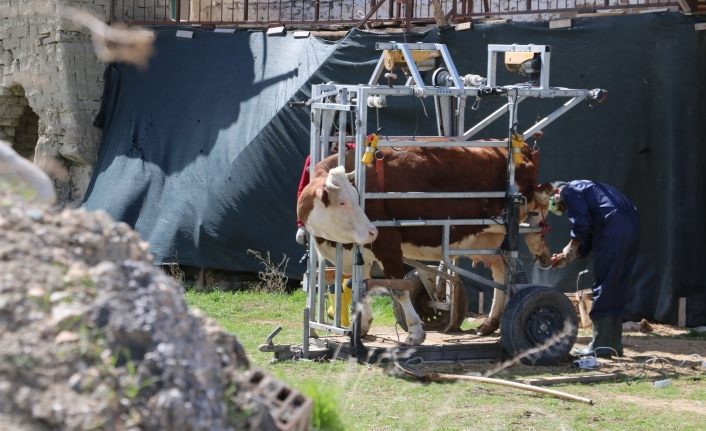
[297, 144, 552, 345]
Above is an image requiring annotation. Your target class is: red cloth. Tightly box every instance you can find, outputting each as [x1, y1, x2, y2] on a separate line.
[295, 155, 311, 228]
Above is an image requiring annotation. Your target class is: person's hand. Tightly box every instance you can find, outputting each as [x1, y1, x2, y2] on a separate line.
[295, 227, 308, 246]
[550, 253, 567, 268]
[562, 240, 580, 262]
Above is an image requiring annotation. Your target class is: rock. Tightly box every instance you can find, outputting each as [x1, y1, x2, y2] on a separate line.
[0, 184, 285, 430]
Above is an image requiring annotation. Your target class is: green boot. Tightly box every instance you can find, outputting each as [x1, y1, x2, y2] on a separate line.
[571, 316, 615, 358]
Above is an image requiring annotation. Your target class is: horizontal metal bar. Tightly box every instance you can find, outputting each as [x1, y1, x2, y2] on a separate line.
[447, 248, 500, 256]
[507, 87, 591, 98]
[311, 102, 352, 111]
[375, 42, 440, 50]
[309, 322, 349, 335]
[365, 191, 506, 199]
[373, 218, 504, 227]
[372, 219, 543, 234]
[488, 44, 549, 53]
[378, 139, 507, 148]
[426, 300, 450, 311]
[519, 227, 543, 234]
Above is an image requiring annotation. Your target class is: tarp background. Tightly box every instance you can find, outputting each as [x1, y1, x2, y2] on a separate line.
[84, 13, 706, 326]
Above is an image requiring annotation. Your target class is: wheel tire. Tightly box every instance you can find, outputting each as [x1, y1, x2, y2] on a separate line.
[392, 270, 468, 332]
[500, 286, 578, 365]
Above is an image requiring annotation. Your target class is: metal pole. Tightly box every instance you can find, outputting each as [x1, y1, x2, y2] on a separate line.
[353, 86, 368, 307]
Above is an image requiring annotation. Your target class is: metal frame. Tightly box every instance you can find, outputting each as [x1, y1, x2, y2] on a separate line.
[302, 42, 605, 358]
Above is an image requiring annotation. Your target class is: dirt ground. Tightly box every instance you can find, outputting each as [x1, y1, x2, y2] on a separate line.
[355, 318, 706, 383]
[448, 318, 705, 381]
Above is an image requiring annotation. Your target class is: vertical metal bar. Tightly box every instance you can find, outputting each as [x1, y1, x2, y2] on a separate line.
[333, 89, 349, 328]
[434, 96, 443, 136]
[334, 241, 343, 327]
[457, 96, 466, 136]
[352, 86, 367, 308]
[244, 0, 249, 21]
[507, 91, 517, 193]
[302, 306, 310, 358]
[317, 259, 327, 323]
[487, 49, 497, 87]
[540, 48, 550, 89]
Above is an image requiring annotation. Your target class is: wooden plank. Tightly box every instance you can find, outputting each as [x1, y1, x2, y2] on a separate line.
[455, 21, 472, 31]
[266, 26, 285, 36]
[678, 297, 687, 327]
[549, 19, 572, 29]
[521, 372, 616, 386]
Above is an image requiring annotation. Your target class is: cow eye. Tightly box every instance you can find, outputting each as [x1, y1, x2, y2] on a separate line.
[338, 201, 346, 207]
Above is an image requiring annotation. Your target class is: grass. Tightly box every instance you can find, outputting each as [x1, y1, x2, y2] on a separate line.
[185, 289, 706, 431]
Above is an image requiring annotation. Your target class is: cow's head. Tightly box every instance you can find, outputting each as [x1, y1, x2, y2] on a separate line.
[301, 166, 378, 245]
[523, 183, 553, 268]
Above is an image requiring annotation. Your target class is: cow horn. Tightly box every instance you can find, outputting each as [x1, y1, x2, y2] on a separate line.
[325, 175, 341, 191]
[345, 170, 355, 182]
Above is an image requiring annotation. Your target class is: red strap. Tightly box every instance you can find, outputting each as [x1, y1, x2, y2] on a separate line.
[375, 156, 385, 192]
[539, 207, 552, 238]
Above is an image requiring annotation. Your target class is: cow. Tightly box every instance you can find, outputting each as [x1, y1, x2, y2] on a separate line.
[297, 144, 553, 345]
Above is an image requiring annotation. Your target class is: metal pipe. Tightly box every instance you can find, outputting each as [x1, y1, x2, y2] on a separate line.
[442, 225, 505, 291]
[522, 95, 586, 140]
[365, 191, 506, 199]
[463, 98, 526, 140]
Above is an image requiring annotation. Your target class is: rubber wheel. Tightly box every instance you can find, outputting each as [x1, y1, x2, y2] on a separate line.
[500, 286, 578, 365]
[393, 271, 468, 332]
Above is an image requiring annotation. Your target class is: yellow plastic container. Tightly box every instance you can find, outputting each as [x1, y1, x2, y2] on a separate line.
[327, 279, 352, 327]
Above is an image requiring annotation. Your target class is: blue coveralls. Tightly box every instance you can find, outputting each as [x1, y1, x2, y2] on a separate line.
[560, 180, 640, 318]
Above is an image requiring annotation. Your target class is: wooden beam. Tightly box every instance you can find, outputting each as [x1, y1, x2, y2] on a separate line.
[521, 372, 617, 386]
[678, 297, 687, 327]
[356, 0, 387, 29]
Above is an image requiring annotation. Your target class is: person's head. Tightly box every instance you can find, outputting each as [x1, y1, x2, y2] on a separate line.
[548, 181, 566, 216]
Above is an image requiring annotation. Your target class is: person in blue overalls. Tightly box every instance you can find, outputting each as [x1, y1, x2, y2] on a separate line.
[548, 180, 640, 357]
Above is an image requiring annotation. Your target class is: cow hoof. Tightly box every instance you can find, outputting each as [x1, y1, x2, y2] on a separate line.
[404, 328, 426, 345]
[476, 318, 500, 336]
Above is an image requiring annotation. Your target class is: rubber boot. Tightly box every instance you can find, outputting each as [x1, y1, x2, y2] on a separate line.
[571, 316, 615, 358]
[611, 315, 624, 357]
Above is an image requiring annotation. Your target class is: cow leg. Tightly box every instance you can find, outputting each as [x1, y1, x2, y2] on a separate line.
[477, 258, 506, 336]
[358, 297, 374, 337]
[372, 229, 426, 346]
[392, 291, 426, 345]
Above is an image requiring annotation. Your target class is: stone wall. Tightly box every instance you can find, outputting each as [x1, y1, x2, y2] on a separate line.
[0, 1, 107, 206]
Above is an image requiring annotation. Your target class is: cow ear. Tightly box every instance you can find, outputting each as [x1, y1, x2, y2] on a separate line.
[316, 187, 330, 207]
